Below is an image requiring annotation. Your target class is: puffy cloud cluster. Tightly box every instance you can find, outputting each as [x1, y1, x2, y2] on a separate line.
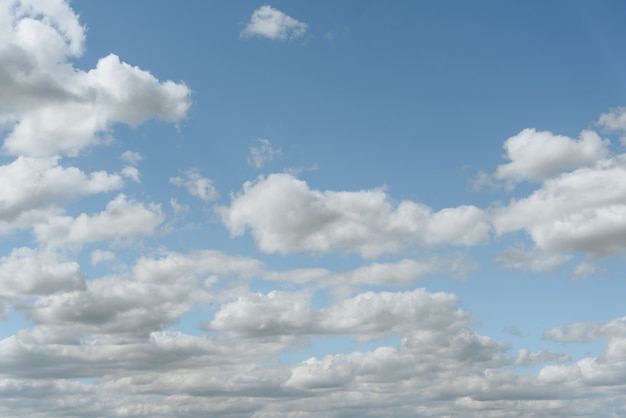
[2, 1, 626, 417]
[0, 0, 190, 157]
[0, 0, 191, 249]
[219, 173, 489, 258]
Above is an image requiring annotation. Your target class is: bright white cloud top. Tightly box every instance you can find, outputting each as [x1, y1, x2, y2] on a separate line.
[1, 1, 626, 417]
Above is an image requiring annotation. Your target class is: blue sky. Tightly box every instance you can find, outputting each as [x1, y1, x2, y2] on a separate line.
[2, 1, 626, 416]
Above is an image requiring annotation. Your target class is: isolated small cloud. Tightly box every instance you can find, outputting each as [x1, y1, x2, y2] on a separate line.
[240, 5, 308, 41]
[121, 166, 140, 182]
[170, 168, 219, 203]
[569, 262, 606, 281]
[248, 138, 281, 168]
[121, 151, 143, 166]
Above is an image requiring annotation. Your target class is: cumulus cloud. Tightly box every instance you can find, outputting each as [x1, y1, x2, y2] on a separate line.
[121, 165, 140, 182]
[170, 168, 219, 203]
[240, 5, 308, 41]
[492, 153, 626, 257]
[597, 107, 626, 135]
[219, 173, 489, 258]
[248, 138, 281, 168]
[495, 128, 610, 184]
[0, 2, 190, 157]
[33, 194, 164, 245]
[0, 247, 85, 300]
[0, 156, 122, 224]
[3, 2, 626, 417]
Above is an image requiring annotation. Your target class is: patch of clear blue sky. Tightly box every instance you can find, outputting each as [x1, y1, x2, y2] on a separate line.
[64, 0, 626, 361]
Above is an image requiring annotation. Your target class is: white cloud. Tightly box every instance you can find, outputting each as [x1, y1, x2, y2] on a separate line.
[90, 249, 116, 265]
[170, 168, 219, 203]
[496, 246, 572, 274]
[33, 194, 163, 245]
[23, 277, 196, 340]
[0, 247, 85, 300]
[121, 165, 140, 182]
[569, 261, 606, 281]
[3, 3, 626, 417]
[0, 156, 123, 224]
[597, 107, 626, 132]
[132, 250, 263, 284]
[208, 288, 473, 344]
[330, 255, 473, 286]
[121, 150, 143, 165]
[240, 5, 308, 41]
[543, 316, 626, 345]
[495, 128, 610, 184]
[492, 154, 626, 257]
[248, 138, 281, 168]
[0, 3, 191, 157]
[543, 321, 602, 343]
[219, 173, 489, 258]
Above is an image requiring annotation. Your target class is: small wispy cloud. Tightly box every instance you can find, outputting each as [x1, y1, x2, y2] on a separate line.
[248, 138, 282, 168]
[240, 5, 308, 41]
[170, 168, 219, 203]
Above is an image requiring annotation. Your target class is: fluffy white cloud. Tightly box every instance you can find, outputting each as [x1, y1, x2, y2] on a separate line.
[170, 168, 219, 203]
[0, 247, 85, 300]
[0, 156, 122, 223]
[597, 107, 626, 132]
[495, 128, 609, 184]
[492, 154, 626, 257]
[121, 165, 140, 182]
[240, 5, 308, 41]
[132, 249, 263, 284]
[33, 194, 163, 245]
[208, 288, 472, 343]
[219, 173, 489, 257]
[248, 138, 281, 168]
[23, 278, 196, 341]
[0, 2, 190, 157]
